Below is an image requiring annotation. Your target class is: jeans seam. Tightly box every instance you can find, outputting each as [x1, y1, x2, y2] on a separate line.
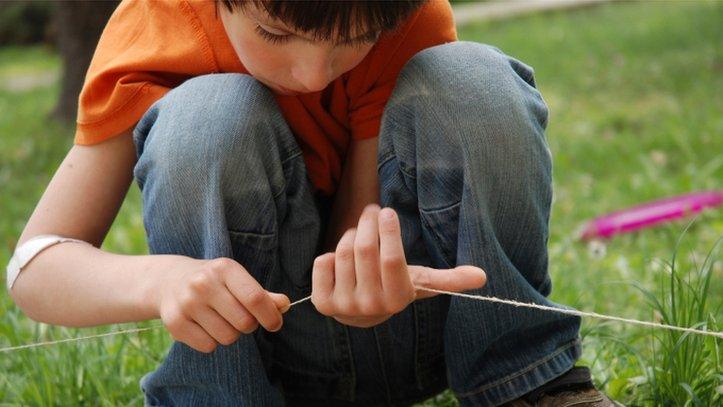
[280, 150, 303, 167]
[270, 361, 339, 378]
[399, 165, 416, 180]
[376, 152, 395, 171]
[413, 302, 422, 390]
[228, 229, 275, 238]
[372, 327, 393, 404]
[455, 338, 579, 398]
[273, 150, 303, 201]
[266, 151, 301, 200]
[342, 324, 356, 401]
[419, 199, 462, 214]
[377, 152, 418, 181]
[325, 318, 356, 401]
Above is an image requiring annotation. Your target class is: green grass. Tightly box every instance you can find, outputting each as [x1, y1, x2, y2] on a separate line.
[1, 1, 721, 405]
[639, 226, 720, 405]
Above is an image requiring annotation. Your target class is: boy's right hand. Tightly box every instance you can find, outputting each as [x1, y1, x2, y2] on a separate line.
[155, 257, 290, 353]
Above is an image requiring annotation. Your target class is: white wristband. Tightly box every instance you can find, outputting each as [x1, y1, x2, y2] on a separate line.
[6, 234, 91, 292]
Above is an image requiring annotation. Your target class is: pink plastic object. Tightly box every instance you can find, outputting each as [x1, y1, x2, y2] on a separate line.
[579, 190, 723, 240]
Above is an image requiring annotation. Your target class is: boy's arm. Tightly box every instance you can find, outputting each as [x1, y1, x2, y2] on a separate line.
[322, 136, 380, 252]
[11, 127, 289, 348]
[11, 128, 175, 326]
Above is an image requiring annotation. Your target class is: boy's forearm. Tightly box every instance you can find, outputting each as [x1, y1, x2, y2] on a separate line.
[9, 241, 185, 327]
[322, 137, 380, 252]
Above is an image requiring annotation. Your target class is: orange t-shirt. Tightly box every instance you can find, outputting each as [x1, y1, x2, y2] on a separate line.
[75, 0, 457, 198]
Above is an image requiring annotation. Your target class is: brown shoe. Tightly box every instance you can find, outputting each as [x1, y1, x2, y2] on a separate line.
[503, 366, 623, 407]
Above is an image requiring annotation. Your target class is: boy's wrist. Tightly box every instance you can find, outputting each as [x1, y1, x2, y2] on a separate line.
[136, 254, 190, 320]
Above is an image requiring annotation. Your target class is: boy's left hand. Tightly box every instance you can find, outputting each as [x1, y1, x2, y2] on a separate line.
[311, 204, 487, 328]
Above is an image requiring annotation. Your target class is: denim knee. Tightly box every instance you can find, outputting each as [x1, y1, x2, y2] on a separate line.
[397, 40, 549, 130]
[132, 73, 292, 197]
[383, 41, 553, 210]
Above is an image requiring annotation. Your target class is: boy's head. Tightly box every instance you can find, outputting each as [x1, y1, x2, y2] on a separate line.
[216, 0, 425, 95]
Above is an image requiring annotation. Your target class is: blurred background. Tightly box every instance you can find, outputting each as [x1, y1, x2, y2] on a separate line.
[0, 0, 117, 123]
[1, 0, 721, 405]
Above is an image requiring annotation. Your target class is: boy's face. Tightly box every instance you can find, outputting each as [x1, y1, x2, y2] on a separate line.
[220, 4, 379, 95]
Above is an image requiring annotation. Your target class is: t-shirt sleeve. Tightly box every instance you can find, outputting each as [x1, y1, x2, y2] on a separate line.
[347, 0, 457, 141]
[74, 0, 218, 145]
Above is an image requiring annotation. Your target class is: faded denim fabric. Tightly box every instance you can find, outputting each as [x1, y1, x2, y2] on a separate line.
[132, 41, 581, 407]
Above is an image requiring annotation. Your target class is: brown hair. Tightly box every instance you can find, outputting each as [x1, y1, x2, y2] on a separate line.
[217, 0, 426, 42]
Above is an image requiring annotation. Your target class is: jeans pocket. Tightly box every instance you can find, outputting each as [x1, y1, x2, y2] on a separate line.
[228, 229, 277, 288]
[419, 201, 460, 269]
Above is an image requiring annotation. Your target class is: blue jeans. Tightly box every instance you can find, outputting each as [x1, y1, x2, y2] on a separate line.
[131, 42, 581, 406]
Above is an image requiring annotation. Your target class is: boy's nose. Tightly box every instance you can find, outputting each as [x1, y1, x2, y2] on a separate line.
[293, 66, 334, 93]
[292, 52, 335, 93]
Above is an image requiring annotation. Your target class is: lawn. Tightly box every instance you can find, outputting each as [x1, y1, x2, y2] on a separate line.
[1, 1, 721, 405]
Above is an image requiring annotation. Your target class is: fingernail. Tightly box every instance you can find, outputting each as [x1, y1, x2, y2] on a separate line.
[382, 208, 394, 220]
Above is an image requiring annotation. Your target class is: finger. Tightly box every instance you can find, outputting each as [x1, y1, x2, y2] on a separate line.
[313, 253, 336, 298]
[176, 318, 219, 353]
[208, 289, 259, 334]
[269, 292, 291, 313]
[223, 268, 283, 332]
[334, 228, 357, 297]
[354, 204, 382, 296]
[191, 306, 241, 346]
[311, 252, 335, 313]
[410, 265, 487, 299]
[378, 208, 413, 301]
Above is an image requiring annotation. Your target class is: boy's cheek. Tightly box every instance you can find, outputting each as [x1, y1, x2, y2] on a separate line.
[235, 38, 286, 77]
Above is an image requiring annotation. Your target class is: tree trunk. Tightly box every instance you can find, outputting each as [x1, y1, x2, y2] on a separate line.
[51, 0, 119, 124]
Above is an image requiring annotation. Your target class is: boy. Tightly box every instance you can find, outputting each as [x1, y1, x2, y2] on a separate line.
[9, 0, 617, 405]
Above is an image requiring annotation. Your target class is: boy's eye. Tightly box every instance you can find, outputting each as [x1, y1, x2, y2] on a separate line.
[253, 22, 379, 48]
[254, 24, 291, 44]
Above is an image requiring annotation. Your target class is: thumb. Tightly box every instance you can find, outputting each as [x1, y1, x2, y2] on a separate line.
[410, 265, 486, 299]
[269, 292, 292, 313]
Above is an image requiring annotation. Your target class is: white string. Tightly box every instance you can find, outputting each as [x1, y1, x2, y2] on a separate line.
[0, 324, 164, 353]
[1, 286, 720, 353]
[288, 295, 312, 308]
[412, 287, 723, 339]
